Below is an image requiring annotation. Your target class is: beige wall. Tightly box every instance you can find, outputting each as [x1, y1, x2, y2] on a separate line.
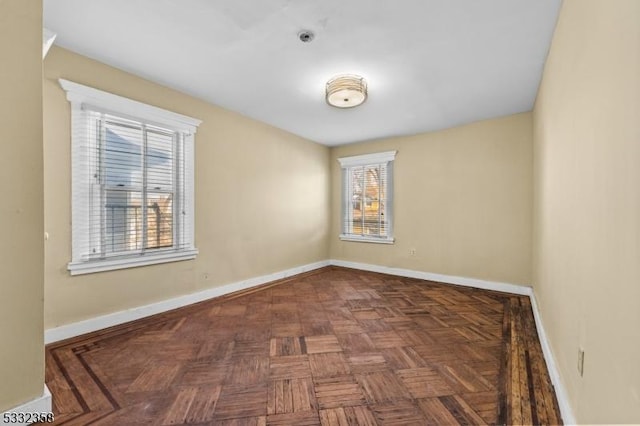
[532, 0, 640, 423]
[330, 113, 533, 286]
[44, 47, 330, 328]
[0, 0, 45, 411]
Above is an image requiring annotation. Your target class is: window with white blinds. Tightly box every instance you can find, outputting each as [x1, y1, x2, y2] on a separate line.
[338, 151, 396, 244]
[60, 79, 201, 275]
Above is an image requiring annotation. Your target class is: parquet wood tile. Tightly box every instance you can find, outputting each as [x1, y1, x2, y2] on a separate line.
[380, 347, 428, 370]
[436, 362, 496, 393]
[235, 326, 271, 343]
[395, 329, 437, 346]
[304, 335, 342, 354]
[396, 367, 455, 398]
[330, 320, 365, 335]
[195, 340, 235, 362]
[412, 343, 460, 363]
[126, 363, 180, 392]
[214, 417, 266, 426]
[346, 354, 389, 374]
[269, 355, 310, 380]
[461, 390, 500, 424]
[231, 340, 270, 358]
[161, 386, 220, 425]
[266, 411, 321, 425]
[351, 310, 382, 320]
[356, 370, 412, 404]
[319, 406, 376, 426]
[372, 306, 404, 319]
[369, 399, 427, 425]
[270, 337, 306, 357]
[359, 319, 393, 333]
[308, 353, 351, 378]
[301, 321, 333, 336]
[177, 361, 229, 386]
[454, 342, 500, 364]
[382, 316, 418, 331]
[410, 314, 451, 329]
[213, 383, 267, 420]
[323, 306, 355, 322]
[44, 266, 562, 425]
[270, 322, 303, 337]
[440, 394, 490, 425]
[369, 331, 406, 349]
[417, 397, 461, 425]
[345, 297, 373, 308]
[226, 356, 269, 385]
[313, 376, 366, 410]
[267, 377, 317, 414]
[183, 386, 221, 423]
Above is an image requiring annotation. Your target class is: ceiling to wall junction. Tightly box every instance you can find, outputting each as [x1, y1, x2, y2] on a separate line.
[44, 0, 561, 145]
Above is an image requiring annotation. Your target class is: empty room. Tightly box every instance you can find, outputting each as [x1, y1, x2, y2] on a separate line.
[1, 0, 639, 425]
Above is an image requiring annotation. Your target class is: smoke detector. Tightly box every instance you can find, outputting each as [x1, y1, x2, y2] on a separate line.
[298, 30, 315, 43]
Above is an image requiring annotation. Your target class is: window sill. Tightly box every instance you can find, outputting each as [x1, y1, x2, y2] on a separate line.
[67, 249, 198, 275]
[339, 234, 395, 244]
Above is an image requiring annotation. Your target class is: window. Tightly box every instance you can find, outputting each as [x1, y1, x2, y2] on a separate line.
[60, 79, 201, 275]
[338, 151, 396, 243]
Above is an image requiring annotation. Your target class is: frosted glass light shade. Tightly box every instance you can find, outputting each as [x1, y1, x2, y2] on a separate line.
[326, 75, 367, 108]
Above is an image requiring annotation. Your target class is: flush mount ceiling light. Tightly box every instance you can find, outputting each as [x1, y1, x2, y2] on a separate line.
[326, 74, 368, 108]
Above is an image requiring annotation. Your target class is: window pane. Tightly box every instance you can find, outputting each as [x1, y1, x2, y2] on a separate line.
[146, 129, 174, 191]
[350, 166, 364, 235]
[346, 163, 388, 238]
[379, 165, 388, 236]
[146, 192, 173, 249]
[105, 190, 143, 253]
[104, 121, 143, 188]
[363, 165, 381, 235]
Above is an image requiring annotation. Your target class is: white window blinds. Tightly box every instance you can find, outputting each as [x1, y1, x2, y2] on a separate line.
[338, 151, 396, 244]
[60, 79, 201, 275]
[82, 111, 184, 257]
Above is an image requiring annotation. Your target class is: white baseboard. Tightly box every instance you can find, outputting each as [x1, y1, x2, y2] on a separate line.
[1, 385, 51, 426]
[529, 291, 577, 425]
[329, 259, 531, 295]
[45, 260, 330, 344]
[329, 258, 576, 424]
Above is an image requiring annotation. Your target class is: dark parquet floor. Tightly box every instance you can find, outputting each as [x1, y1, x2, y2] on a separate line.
[44, 266, 562, 425]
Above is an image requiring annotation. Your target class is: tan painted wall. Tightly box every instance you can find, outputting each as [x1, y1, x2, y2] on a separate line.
[0, 0, 45, 411]
[44, 47, 330, 328]
[330, 113, 533, 286]
[532, 0, 640, 423]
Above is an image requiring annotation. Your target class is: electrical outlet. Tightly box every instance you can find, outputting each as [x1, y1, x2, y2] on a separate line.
[577, 348, 585, 376]
[409, 248, 417, 256]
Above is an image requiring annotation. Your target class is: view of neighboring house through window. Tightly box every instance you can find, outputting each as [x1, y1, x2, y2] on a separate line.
[348, 164, 387, 235]
[102, 117, 175, 254]
[338, 151, 396, 243]
[61, 79, 200, 275]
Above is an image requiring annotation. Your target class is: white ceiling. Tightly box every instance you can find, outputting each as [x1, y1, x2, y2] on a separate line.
[44, 0, 561, 146]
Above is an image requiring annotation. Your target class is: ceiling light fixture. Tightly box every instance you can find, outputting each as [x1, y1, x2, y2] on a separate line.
[326, 74, 367, 109]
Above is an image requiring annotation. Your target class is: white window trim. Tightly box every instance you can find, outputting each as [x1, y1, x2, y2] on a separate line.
[68, 250, 199, 275]
[338, 234, 395, 244]
[338, 150, 397, 244]
[337, 150, 397, 167]
[59, 79, 201, 132]
[60, 79, 202, 275]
